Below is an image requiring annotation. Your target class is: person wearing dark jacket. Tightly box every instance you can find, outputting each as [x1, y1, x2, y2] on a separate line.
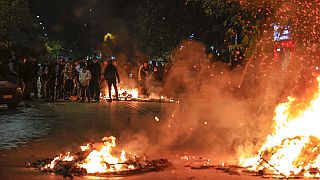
[89, 58, 101, 102]
[22, 58, 34, 100]
[8, 58, 19, 84]
[104, 60, 120, 102]
[47, 62, 56, 101]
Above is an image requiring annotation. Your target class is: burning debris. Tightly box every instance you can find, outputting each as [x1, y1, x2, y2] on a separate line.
[238, 77, 320, 178]
[100, 86, 175, 102]
[26, 136, 170, 179]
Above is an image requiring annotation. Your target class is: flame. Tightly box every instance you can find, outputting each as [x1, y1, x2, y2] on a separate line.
[101, 86, 139, 100]
[45, 136, 135, 174]
[240, 77, 320, 177]
[100, 85, 173, 101]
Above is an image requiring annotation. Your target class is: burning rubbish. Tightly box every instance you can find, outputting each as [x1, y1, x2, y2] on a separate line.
[100, 85, 139, 101]
[238, 77, 320, 178]
[26, 136, 170, 179]
[100, 85, 175, 103]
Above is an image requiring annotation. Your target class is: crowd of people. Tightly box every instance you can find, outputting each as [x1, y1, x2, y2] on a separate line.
[0, 56, 166, 103]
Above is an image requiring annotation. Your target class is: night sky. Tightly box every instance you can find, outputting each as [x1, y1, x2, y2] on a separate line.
[29, 0, 137, 55]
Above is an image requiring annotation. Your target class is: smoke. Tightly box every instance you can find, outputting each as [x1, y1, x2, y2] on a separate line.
[82, 1, 320, 167]
[114, 40, 274, 162]
[120, 1, 320, 163]
[155, 40, 269, 160]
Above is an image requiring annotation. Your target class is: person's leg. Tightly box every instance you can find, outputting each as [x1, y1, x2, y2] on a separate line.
[65, 80, 71, 99]
[24, 81, 30, 100]
[107, 80, 112, 102]
[88, 82, 93, 100]
[113, 81, 119, 100]
[50, 83, 55, 101]
[43, 81, 47, 98]
[77, 82, 81, 100]
[86, 86, 91, 102]
[95, 82, 100, 101]
[81, 86, 85, 102]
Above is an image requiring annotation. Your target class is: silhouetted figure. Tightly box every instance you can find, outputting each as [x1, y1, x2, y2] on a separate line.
[22, 58, 35, 100]
[8, 58, 19, 84]
[89, 58, 101, 102]
[104, 60, 120, 102]
[47, 62, 56, 101]
[138, 62, 149, 96]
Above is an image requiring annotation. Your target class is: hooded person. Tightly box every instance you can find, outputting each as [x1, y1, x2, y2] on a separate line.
[79, 64, 92, 102]
[104, 60, 120, 102]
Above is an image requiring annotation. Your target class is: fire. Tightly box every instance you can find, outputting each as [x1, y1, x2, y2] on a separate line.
[45, 136, 135, 174]
[101, 86, 139, 100]
[101, 85, 174, 101]
[240, 77, 320, 177]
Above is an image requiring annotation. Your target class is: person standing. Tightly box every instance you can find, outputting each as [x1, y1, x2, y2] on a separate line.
[47, 61, 56, 101]
[22, 58, 34, 101]
[55, 59, 65, 100]
[73, 60, 82, 101]
[104, 60, 120, 102]
[89, 58, 101, 102]
[79, 64, 92, 102]
[39, 60, 49, 98]
[8, 58, 19, 84]
[63, 62, 73, 100]
[138, 62, 149, 96]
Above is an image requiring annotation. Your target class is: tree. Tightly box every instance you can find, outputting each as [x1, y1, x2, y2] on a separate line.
[133, 0, 218, 59]
[193, 0, 271, 63]
[0, 0, 45, 60]
[45, 40, 63, 59]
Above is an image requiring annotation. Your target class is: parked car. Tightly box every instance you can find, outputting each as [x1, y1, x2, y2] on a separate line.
[0, 81, 23, 109]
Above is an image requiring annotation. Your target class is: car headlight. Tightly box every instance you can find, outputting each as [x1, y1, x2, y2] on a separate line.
[16, 87, 23, 94]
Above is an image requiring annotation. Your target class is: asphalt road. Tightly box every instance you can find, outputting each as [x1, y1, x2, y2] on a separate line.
[0, 100, 306, 180]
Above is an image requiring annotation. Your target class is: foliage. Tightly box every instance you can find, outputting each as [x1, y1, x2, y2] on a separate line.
[45, 40, 63, 59]
[193, 0, 271, 61]
[133, 0, 218, 59]
[0, 0, 45, 59]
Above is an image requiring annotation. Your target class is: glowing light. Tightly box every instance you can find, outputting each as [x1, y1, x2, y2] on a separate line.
[240, 77, 320, 177]
[45, 136, 135, 174]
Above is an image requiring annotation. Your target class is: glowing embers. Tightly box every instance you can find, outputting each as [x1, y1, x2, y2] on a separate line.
[100, 86, 139, 100]
[240, 77, 320, 178]
[26, 136, 170, 178]
[100, 85, 175, 102]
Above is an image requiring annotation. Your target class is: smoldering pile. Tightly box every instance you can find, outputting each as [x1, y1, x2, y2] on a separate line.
[26, 156, 170, 179]
[25, 136, 170, 179]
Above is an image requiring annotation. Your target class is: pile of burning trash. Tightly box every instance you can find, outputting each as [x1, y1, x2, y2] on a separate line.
[237, 77, 320, 178]
[100, 86, 175, 103]
[26, 136, 170, 179]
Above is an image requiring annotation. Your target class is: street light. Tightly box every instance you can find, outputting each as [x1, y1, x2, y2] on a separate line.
[36, 15, 40, 18]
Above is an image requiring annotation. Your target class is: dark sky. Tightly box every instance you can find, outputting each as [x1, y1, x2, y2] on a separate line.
[29, 0, 138, 55]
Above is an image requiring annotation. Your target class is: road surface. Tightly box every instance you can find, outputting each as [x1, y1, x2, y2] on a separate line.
[0, 100, 302, 180]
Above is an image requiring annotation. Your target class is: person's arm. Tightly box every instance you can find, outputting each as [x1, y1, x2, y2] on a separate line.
[87, 71, 92, 81]
[9, 62, 18, 76]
